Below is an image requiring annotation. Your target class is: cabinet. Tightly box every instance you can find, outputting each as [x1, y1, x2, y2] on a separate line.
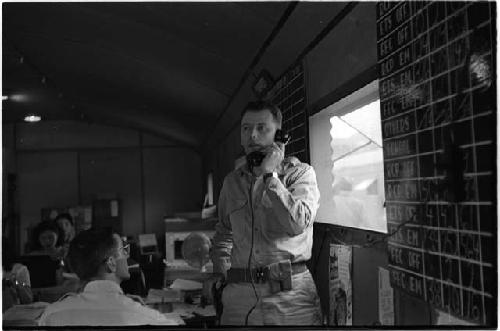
[92, 199, 122, 233]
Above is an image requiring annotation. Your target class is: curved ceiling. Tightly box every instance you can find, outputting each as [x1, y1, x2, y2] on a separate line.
[2, 2, 289, 147]
[3, 2, 349, 149]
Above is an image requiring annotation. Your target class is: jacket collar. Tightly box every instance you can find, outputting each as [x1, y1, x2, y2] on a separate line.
[83, 280, 123, 294]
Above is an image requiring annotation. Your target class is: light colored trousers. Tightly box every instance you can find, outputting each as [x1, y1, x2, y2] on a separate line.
[221, 270, 322, 326]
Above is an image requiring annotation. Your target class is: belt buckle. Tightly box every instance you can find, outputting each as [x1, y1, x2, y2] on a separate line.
[255, 267, 265, 283]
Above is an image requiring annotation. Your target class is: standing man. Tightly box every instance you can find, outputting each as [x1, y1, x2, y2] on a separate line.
[211, 101, 322, 325]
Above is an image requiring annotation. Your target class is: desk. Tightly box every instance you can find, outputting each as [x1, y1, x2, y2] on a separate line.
[3, 301, 216, 327]
[147, 302, 217, 327]
[184, 313, 217, 328]
[3, 302, 49, 327]
[164, 267, 220, 309]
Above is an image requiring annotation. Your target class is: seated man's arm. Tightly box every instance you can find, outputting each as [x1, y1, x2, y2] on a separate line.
[265, 164, 320, 235]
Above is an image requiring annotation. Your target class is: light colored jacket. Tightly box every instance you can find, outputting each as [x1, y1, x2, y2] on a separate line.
[38, 280, 178, 326]
[211, 157, 320, 275]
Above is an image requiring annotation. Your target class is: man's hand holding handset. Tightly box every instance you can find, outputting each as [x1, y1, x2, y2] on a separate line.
[255, 142, 284, 177]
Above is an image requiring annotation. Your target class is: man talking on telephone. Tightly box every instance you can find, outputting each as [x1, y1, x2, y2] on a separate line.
[211, 101, 322, 325]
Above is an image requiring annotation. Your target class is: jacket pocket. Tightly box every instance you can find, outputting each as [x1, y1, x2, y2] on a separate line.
[227, 198, 248, 235]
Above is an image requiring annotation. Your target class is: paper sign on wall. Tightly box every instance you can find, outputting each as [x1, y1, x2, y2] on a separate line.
[378, 267, 394, 325]
[329, 244, 352, 326]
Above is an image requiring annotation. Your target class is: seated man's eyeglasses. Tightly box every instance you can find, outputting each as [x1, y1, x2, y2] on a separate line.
[121, 243, 131, 256]
[102, 242, 130, 263]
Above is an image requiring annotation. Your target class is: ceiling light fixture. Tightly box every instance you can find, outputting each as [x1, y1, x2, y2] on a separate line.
[10, 94, 28, 102]
[24, 114, 41, 123]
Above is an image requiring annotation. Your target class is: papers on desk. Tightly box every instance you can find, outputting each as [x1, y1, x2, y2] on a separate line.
[3, 302, 50, 326]
[169, 279, 203, 291]
[170, 303, 216, 319]
[170, 303, 195, 318]
[145, 288, 182, 304]
[162, 312, 186, 325]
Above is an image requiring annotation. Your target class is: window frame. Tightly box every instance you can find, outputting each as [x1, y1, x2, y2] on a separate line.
[309, 80, 387, 232]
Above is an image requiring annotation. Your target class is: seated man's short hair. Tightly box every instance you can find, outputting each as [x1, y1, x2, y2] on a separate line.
[68, 227, 117, 281]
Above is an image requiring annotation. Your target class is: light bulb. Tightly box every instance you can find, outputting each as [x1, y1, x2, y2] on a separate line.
[24, 115, 41, 122]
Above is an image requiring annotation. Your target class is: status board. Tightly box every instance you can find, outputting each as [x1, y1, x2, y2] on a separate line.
[376, 1, 496, 325]
[267, 62, 309, 163]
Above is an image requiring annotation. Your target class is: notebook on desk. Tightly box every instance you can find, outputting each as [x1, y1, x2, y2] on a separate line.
[19, 255, 59, 288]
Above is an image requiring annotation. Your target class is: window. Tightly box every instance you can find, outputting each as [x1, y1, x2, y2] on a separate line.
[310, 81, 387, 233]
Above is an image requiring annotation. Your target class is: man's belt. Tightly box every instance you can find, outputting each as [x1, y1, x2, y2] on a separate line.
[226, 261, 307, 284]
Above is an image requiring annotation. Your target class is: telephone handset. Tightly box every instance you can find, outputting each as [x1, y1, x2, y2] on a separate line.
[246, 129, 291, 168]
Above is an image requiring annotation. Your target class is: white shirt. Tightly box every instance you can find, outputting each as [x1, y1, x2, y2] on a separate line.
[38, 280, 178, 326]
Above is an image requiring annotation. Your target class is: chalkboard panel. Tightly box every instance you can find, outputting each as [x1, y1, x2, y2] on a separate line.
[377, 1, 496, 325]
[267, 62, 309, 163]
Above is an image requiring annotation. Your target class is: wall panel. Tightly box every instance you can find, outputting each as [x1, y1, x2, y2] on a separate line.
[17, 152, 78, 252]
[306, 3, 377, 107]
[143, 148, 202, 236]
[16, 121, 139, 150]
[79, 149, 142, 236]
[10, 120, 204, 254]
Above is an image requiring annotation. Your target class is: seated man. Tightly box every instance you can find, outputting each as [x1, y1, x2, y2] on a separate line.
[39, 227, 177, 326]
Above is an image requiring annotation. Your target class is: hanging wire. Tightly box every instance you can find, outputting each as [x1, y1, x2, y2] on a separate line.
[336, 116, 383, 148]
[332, 141, 372, 164]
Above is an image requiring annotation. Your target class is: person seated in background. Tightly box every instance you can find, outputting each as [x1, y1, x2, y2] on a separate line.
[28, 220, 67, 285]
[38, 227, 178, 326]
[29, 220, 65, 259]
[54, 213, 76, 273]
[54, 213, 75, 248]
[2, 237, 33, 311]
